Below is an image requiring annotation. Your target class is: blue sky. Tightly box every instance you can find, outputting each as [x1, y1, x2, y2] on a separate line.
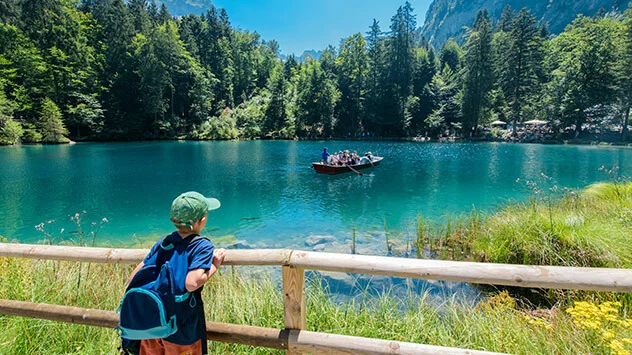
[211, 0, 433, 56]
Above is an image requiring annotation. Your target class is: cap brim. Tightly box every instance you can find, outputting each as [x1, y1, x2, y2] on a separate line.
[206, 197, 221, 211]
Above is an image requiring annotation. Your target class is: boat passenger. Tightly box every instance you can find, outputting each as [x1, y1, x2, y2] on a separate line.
[338, 151, 347, 165]
[330, 152, 341, 165]
[351, 150, 360, 164]
[321, 147, 330, 163]
[360, 152, 374, 165]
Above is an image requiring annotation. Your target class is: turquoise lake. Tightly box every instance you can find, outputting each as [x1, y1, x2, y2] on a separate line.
[1, 141, 631, 248]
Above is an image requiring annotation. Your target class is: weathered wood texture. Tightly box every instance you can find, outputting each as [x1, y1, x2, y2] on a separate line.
[288, 251, 632, 292]
[282, 266, 306, 330]
[287, 330, 508, 355]
[0, 300, 507, 355]
[282, 265, 306, 355]
[2, 244, 632, 292]
[0, 243, 292, 266]
[0, 300, 288, 349]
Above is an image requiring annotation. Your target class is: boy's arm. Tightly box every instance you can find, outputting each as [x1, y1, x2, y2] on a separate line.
[185, 248, 225, 292]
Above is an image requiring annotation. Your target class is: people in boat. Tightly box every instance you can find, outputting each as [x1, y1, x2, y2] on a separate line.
[321, 147, 330, 163]
[343, 150, 351, 164]
[329, 152, 341, 165]
[337, 151, 347, 165]
[323, 149, 376, 166]
[351, 151, 360, 165]
[359, 152, 374, 165]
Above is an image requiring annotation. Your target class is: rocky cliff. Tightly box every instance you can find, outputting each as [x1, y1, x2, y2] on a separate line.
[420, 0, 629, 46]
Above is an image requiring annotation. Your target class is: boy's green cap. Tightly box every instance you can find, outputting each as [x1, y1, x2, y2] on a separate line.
[170, 191, 220, 227]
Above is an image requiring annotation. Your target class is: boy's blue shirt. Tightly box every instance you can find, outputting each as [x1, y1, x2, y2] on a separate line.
[144, 231, 215, 345]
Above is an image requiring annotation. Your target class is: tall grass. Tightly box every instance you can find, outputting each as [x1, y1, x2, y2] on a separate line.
[410, 182, 632, 269]
[473, 182, 632, 268]
[0, 255, 629, 354]
[405, 181, 632, 313]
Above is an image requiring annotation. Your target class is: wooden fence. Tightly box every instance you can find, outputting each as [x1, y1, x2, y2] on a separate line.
[1, 243, 632, 354]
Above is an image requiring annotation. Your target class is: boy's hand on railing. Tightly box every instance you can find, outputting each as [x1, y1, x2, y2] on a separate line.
[213, 248, 226, 268]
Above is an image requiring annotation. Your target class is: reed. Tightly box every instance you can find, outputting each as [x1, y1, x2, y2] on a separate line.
[415, 215, 425, 259]
[382, 218, 391, 254]
[351, 227, 356, 255]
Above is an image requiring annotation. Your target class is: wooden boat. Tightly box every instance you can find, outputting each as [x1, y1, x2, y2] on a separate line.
[312, 156, 383, 175]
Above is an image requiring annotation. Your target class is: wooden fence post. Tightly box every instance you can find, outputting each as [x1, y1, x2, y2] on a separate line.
[282, 265, 306, 355]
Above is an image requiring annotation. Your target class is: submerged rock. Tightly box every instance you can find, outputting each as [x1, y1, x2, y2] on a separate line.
[305, 235, 336, 247]
[226, 240, 253, 249]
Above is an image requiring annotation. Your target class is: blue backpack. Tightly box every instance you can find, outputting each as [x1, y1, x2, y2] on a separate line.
[117, 235, 207, 352]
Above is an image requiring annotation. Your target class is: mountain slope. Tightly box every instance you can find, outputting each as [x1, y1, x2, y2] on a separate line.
[420, 0, 629, 46]
[153, 0, 214, 16]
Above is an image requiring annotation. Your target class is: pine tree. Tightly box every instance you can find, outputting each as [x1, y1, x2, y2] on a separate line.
[264, 65, 288, 136]
[158, 3, 171, 24]
[284, 55, 298, 79]
[0, 0, 22, 26]
[496, 5, 514, 33]
[504, 8, 542, 135]
[365, 19, 386, 134]
[38, 98, 69, 143]
[620, 7, 632, 141]
[128, 0, 151, 34]
[462, 10, 494, 132]
[336, 33, 368, 135]
[387, 2, 417, 135]
[439, 39, 462, 73]
[410, 46, 436, 134]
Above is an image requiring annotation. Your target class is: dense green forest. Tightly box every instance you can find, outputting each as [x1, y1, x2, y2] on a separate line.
[0, 0, 631, 144]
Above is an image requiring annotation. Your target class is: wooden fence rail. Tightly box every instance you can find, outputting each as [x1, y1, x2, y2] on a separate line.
[1, 244, 631, 292]
[0, 300, 503, 355]
[2, 243, 632, 354]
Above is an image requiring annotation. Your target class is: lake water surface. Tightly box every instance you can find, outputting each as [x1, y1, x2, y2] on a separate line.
[1, 141, 631, 248]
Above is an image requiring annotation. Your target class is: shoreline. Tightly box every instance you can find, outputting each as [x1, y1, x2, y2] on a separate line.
[3, 135, 632, 147]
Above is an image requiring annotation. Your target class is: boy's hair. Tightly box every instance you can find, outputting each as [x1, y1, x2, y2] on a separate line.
[174, 224, 194, 233]
[170, 191, 220, 229]
[173, 214, 206, 233]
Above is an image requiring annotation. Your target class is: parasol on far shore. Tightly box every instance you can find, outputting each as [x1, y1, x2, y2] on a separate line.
[523, 119, 548, 125]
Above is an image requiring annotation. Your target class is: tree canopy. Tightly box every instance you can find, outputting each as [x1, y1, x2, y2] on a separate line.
[0, 1, 631, 144]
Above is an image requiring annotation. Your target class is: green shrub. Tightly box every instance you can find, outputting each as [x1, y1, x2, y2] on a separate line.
[21, 123, 42, 143]
[0, 119, 23, 145]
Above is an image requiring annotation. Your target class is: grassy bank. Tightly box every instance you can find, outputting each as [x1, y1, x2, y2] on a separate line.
[406, 180, 632, 314]
[0, 256, 631, 354]
[411, 181, 632, 269]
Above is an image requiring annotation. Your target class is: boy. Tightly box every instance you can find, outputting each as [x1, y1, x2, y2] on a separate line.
[126, 191, 226, 355]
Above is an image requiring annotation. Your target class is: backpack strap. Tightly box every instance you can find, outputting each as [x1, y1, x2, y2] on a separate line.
[185, 234, 209, 354]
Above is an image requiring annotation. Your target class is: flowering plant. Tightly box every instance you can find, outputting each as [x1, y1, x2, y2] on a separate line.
[566, 301, 632, 355]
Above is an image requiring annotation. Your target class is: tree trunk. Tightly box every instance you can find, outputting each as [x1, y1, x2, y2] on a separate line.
[623, 106, 630, 142]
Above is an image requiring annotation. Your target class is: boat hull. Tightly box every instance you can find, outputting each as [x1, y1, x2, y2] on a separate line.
[312, 157, 383, 174]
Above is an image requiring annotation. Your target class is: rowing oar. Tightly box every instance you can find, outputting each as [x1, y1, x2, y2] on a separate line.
[345, 163, 363, 176]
